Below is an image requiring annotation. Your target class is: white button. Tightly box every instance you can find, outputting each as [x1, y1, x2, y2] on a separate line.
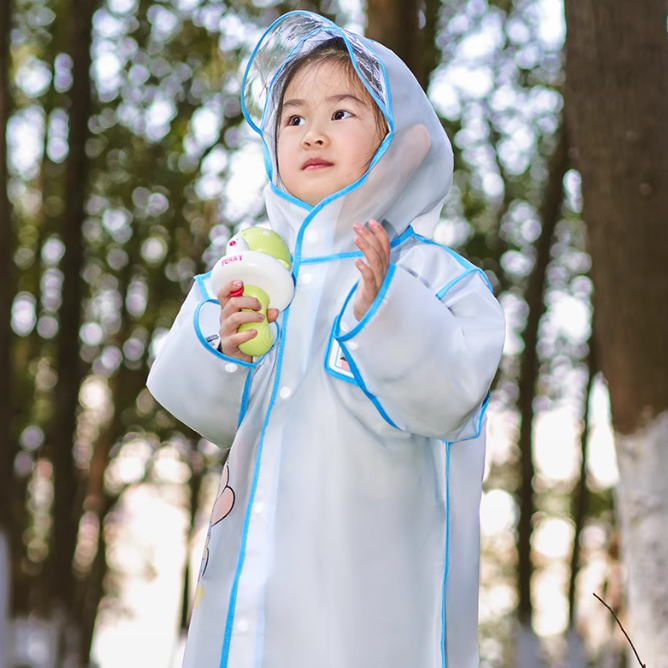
[279, 386, 291, 399]
[225, 363, 238, 373]
[253, 502, 265, 514]
[340, 322, 350, 333]
[347, 341, 358, 350]
[306, 230, 319, 242]
[235, 620, 249, 632]
[299, 273, 312, 285]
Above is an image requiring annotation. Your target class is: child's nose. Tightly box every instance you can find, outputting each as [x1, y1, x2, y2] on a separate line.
[302, 124, 327, 147]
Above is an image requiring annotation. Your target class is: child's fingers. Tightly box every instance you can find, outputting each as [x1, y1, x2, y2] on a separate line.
[369, 219, 391, 259]
[267, 308, 279, 323]
[225, 328, 258, 349]
[355, 258, 376, 284]
[353, 222, 385, 259]
[354, 221, 390, 272]
[220, 295, 262, 321]
[219, 329, 255, 363]
[355, 236, 386, 290]
[353, 259, 378, 320]
[355, 220, 389, 261]
[220, 309, 264, 337]
[216, 279, 244, 307]
[355, 259, 380, 301]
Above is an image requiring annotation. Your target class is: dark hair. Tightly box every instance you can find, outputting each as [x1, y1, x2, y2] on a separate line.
[272, 37, 388, 153]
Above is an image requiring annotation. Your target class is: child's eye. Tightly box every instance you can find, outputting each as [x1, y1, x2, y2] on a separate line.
[332, 110, 353, 121]
[286, 115, 304, 126]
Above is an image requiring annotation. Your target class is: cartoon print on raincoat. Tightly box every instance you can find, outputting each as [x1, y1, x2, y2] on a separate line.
[147, 11, 506, 668]
[194, 462, 235, 607]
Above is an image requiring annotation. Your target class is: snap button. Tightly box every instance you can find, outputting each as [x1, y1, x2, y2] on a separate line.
[253, 502, 265, 514]
[306, 230, 319, 242]
[225, 363, 238, 373]
[347, 341, 359, 350]
[300, 273, 312, 285]
[235, 620, 249, 633]
[280, 387, 291, 399]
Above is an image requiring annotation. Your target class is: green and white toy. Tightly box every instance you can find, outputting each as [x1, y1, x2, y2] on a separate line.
[210, 228, 294, 357]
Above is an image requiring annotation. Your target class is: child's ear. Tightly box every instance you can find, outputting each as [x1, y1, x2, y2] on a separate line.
[339, 124, 432, 225]
[399, 124, 432, 166]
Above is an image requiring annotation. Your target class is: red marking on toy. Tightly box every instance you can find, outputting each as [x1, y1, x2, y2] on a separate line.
[230, 287, 244, 298]
[221, 254, 242, 266]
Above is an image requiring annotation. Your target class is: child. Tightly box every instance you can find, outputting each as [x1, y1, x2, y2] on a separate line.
[148, 11, 505, 668]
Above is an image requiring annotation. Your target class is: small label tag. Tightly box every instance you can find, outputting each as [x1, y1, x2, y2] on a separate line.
[327, 339, 355, 380]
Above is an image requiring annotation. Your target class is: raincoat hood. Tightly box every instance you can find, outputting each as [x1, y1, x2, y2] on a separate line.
[242, 11, 454, 252]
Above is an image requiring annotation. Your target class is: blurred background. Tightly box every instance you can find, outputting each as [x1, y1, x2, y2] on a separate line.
[1, 0, 667, 666]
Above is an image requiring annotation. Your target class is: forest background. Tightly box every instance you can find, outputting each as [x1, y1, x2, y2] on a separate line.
[1, 0, 667, 666]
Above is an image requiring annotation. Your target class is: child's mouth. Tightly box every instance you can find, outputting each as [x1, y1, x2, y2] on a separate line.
[302, 158, 333, 170]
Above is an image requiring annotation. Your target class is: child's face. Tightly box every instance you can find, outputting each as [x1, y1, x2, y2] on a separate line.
[276, 60, 385, 207]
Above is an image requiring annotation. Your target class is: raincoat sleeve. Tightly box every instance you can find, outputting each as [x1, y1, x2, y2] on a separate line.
[333, 262, 505, 442]
[146, 281, 252, 448]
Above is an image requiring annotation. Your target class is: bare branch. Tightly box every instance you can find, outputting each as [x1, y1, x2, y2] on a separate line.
[593, 592, 646, 668]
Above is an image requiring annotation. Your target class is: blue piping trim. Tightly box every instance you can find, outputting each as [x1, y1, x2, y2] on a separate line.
[338, 339, 399, 429]
[441, 441, 451, 668]
[410, 230, 494, 293]
[238, 370, 253, 428]
[392, 225, 414, 247]
[195, 272, 213, 300]
[218, 302, 292, 668]
[234, 322, 280, 430]
[302, 250, 363, 264]
[193, 299, 257, 369]
[298, 223, 413, 265]
[459, 391, 490, 442]
[337, 263, 396, 342]
[324, 274, 399, 428]
[435, 268, 477, 301]
[269, 181, 312, 210]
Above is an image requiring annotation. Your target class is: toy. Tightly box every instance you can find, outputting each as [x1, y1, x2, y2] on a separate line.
[210, 228, 294, 357]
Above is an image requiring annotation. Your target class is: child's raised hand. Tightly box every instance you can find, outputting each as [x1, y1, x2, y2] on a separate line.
[217, 280, 278, 363]
[353, 220, 391, 321]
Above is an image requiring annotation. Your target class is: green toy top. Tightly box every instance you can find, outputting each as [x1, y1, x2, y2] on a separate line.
[232, 228, 292, 270]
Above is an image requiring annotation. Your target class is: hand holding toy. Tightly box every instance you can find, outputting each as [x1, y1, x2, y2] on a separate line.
[210, 228, 294, 357]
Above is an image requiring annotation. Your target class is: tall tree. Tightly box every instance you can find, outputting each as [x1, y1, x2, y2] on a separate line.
[514, 126, 568, 663]
[564, 0, 668, 663]
[47, 0, 97, 653]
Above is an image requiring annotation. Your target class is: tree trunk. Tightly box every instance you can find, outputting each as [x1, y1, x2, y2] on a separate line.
[48, 0, 96, 627]
[516, 126, 569, 624]
[365, 0, 440, 91]
[564, 1, 668, 664]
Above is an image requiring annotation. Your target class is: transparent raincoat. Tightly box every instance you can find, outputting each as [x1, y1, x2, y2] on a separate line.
[147, 11, 506, 668]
